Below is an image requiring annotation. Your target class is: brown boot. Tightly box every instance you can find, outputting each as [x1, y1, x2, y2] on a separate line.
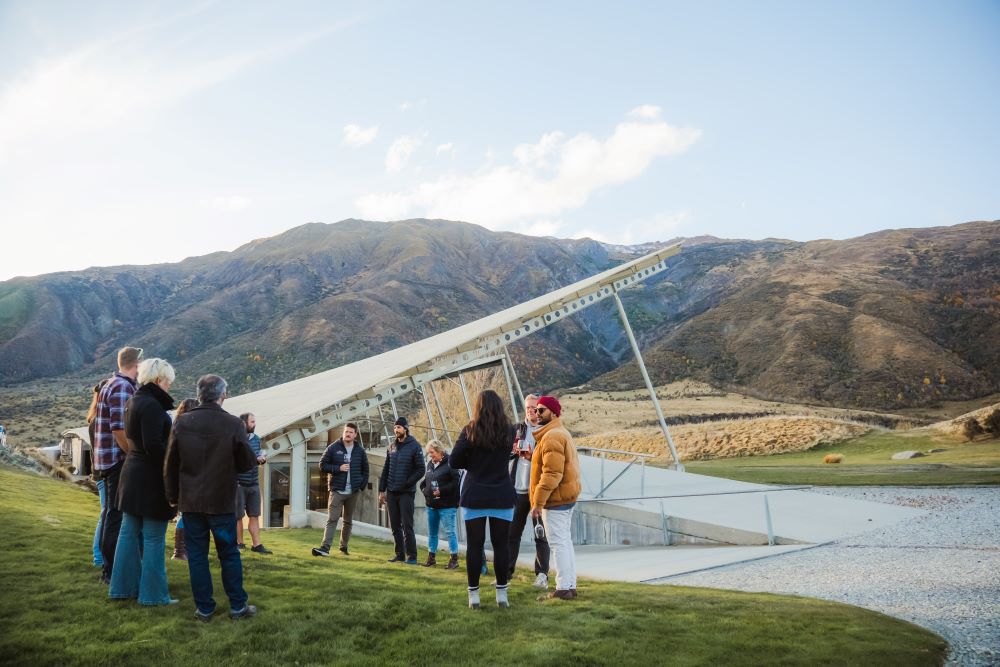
[445, 553, 459, 570]
[172, 526, 187, 561]
[422, 552, 437, 567]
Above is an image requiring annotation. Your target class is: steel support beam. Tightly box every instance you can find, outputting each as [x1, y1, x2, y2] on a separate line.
[428, 381, 453, 446]
[500, 350, 521, 423]
[612, 291, 683, 471]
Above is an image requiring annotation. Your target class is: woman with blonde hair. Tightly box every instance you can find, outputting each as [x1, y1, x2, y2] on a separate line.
[109, 358, 179, 605]
[449, 389, 517, 609]
[419, 439, 461, 569]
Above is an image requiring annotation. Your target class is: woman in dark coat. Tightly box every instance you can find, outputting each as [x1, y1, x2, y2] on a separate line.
[449, 389, 517, 609]
[419, 439, 462, 569]
[109, 358, 178, 605]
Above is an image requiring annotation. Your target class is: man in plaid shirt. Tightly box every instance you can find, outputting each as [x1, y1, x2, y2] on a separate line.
[94, 346, 142, 584]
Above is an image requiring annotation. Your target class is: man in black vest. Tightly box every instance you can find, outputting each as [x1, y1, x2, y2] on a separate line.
[378, 417, 424, 564]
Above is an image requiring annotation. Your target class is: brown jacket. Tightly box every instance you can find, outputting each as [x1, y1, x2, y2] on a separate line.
[529, 417, 581, 509]
[164, 402, 256, 514]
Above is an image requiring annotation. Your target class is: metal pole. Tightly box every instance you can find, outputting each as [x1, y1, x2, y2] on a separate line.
[640, 457, 646, 496]
[503, 346, 526, 413]
[458, 372, 473, 418]
[429, 381, 453, 446]
[419, 388, 438, 441]
[389, 398, 399, 420]
[764, 495, 775, 546]
[612, 291, 683, 471]
[377, 403, 391, 444]
[500, 351, 521, 423]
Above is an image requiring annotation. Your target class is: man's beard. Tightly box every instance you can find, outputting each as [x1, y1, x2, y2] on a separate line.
[247, 427, 255, 434]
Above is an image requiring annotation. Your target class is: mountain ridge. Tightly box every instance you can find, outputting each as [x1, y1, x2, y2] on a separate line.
[1, 218, 997, 411]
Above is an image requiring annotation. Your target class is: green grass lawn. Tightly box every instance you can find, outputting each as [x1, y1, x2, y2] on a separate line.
[684, 431, 1000, 486]
[0, 465, 947, 666]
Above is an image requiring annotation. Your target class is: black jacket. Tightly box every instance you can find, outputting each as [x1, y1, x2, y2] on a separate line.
[117, 383, 176, 521]
[378, 434, 424, 493]
[419, 454, 461, 509]
[320, 439, 370, 493]
[164, 402, 256, 514]
[449, 426, 516, 510]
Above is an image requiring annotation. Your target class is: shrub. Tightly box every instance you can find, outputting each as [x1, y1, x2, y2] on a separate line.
[823, 454, 843, 464]
[962, 418, 984, 441]
[984, 409, 1000, 438]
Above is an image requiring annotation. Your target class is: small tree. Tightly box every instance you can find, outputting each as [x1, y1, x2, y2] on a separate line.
[984, 408, 1000, 438]
[962, 417, 983, 442]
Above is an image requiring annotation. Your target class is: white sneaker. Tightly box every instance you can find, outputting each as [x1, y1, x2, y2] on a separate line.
[533, 573, 549, 589]
[468, 587, 480, 610]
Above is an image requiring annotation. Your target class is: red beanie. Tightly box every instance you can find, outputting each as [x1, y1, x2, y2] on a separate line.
[537, 395, 562, 417]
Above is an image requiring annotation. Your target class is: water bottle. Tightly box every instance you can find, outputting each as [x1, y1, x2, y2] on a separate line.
[534, 521, 546, 540]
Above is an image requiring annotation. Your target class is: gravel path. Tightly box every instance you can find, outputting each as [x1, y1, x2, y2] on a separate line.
[662, 487, 1000, 666]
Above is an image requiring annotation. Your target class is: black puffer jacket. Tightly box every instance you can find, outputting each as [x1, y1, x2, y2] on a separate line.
[419, 454, 461, 509]
[321, 439, 370, 493]
[379, 434, 425, 493]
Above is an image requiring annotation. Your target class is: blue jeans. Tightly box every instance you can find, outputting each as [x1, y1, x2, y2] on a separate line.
[184, 512, 247, 615]
[426, 507, 458, 554]
[109, 513, 172, 605]
[92, 479, 106, 566]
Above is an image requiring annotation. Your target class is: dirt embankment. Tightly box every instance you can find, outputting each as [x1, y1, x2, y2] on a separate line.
[577, 416, 869, 463]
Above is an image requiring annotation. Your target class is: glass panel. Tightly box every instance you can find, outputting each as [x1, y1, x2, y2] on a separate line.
[309, 462, 329, 511]
[269, 464, 290, 527]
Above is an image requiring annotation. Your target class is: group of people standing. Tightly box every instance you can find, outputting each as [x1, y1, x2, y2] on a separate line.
[89, 346, 581, 619]
[315, 388, 580, 609]
[88, 346, 266, 621]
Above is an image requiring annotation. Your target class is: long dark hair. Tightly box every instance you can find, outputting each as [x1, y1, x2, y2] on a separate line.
[465, 390, 511, 449]
[175, 398, 198, 418]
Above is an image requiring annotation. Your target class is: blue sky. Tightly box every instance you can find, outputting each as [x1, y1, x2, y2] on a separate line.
[1, 0, 997, 280]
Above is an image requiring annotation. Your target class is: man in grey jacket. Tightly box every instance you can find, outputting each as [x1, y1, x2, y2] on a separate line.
[378, 417, 424, 565]
[164, 374, 258, 622]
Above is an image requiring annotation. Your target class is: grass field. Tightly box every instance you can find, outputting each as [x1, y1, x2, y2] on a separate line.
[0, 465, 947, 666]
[684, 431, 1000, 486]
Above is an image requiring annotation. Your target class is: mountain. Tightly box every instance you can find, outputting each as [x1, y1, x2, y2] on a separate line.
[1, 218, 998, 410]
[592, 220, 1000, 408]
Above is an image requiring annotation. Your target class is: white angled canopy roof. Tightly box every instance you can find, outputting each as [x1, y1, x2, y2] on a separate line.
[223, 242, 682, 447]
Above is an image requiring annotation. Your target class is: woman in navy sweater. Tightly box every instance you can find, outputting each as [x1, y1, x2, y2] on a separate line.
[449, 389, 517, 609]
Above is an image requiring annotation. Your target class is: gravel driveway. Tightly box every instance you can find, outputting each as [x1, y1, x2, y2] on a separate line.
[661, 487, 1000, 666]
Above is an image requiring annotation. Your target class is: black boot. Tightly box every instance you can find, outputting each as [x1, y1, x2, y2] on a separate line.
[422, 552, 437, 567]
[446, 553, 459, 570]
[172, 527, 187, 561]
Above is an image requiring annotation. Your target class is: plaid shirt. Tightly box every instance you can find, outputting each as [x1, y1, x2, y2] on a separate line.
[92, 372, 137, 471]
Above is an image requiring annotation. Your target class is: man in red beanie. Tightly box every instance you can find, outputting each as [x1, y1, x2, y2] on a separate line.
[529, 395, 581, 600]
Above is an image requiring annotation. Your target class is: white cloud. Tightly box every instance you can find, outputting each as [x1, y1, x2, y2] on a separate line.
[343, 123, 378, 147]
[628, 104, 662, 120]
[0, 17, 356, 161]
[357, 111, 700, 233]
[385, 135, 423, 173]
[206, 195, 251, 211]
[435, 142, 454, 156]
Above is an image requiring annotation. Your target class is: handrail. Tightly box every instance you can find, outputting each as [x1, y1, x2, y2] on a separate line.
[576, 485, 812, 502]
[577, 446, 656, 459]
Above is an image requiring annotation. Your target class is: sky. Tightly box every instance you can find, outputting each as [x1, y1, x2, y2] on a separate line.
[1, 0, 998, 280]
